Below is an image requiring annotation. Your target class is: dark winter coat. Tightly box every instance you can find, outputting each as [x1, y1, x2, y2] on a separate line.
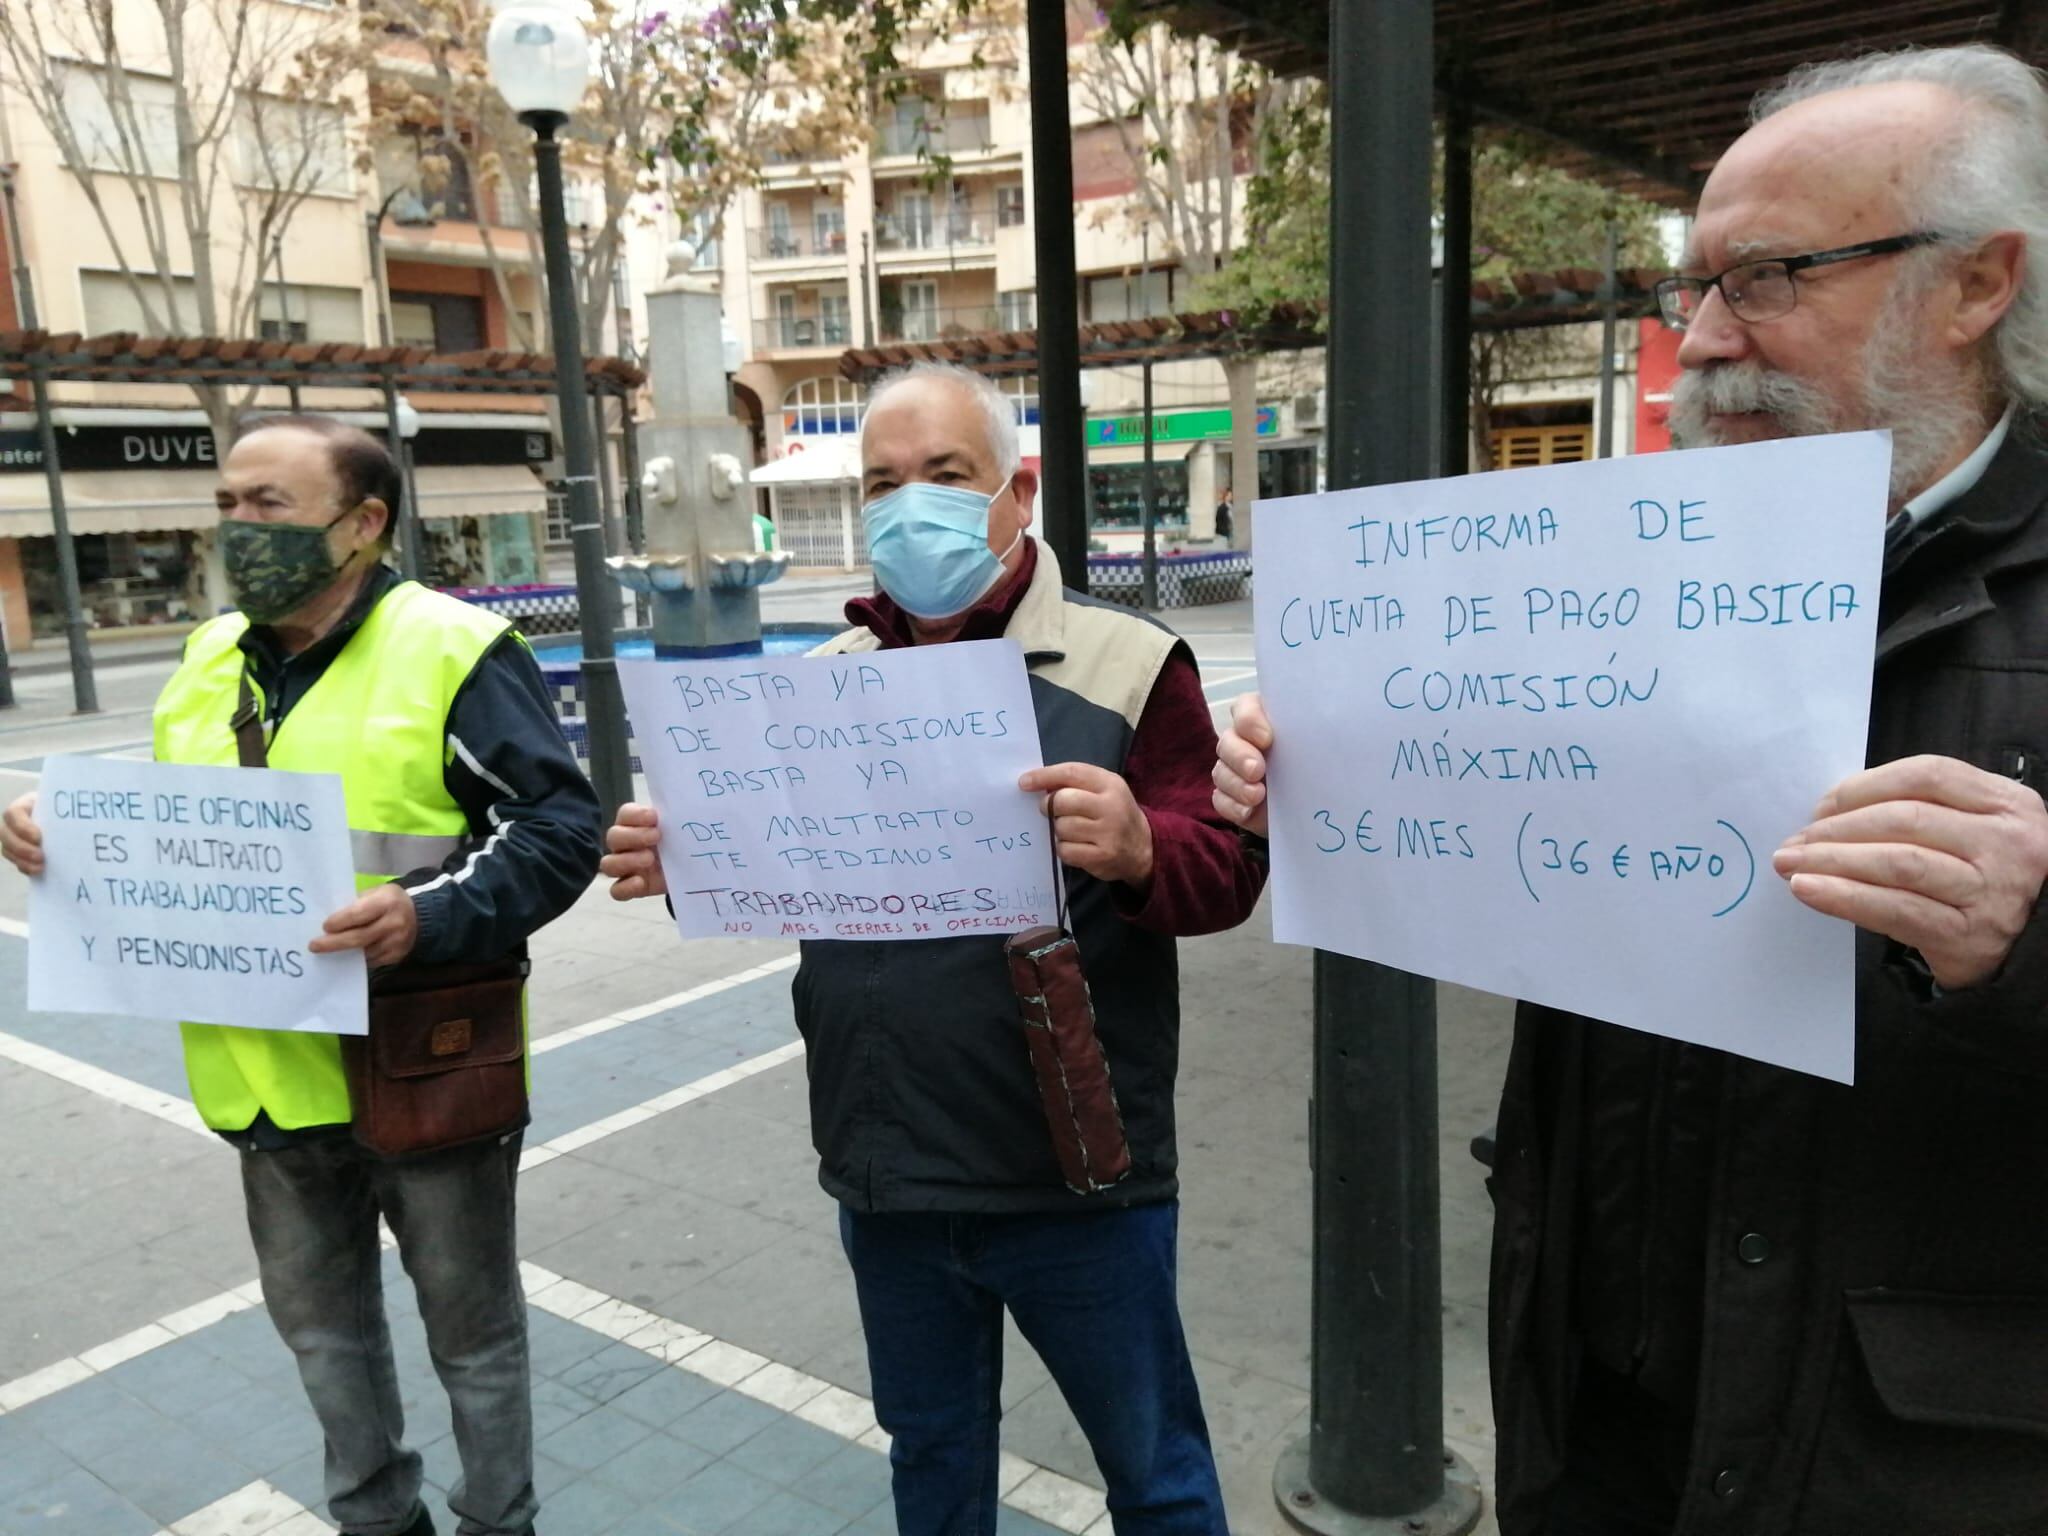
[1489, 427, 2048, 1536]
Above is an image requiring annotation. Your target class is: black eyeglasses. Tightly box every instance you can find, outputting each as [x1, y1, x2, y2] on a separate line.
[1654, 231, 1946, 330]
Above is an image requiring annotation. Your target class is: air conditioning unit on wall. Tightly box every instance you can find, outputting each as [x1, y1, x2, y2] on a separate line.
[1292, 390, 1324, 432]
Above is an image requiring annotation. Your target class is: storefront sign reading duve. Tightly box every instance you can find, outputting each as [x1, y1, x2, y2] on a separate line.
[0, 426, 218, 473]
[0, 423, 551, 474]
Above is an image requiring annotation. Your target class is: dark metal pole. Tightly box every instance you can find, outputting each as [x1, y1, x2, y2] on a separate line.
[528, 113, 631, 823]
[1438, 91, 1473, 478]
[1140, 359, 1158, 610]
[618, 389, 648, 628]
[4, 165, 94, 714]
[0, 163, 28, 707]
[1275, 1, 1478, 1532]
[1138, 228, 1158, 609]
[1027, 0, 1087, 592]
[1597, 221, 1620, 460]
[31, 365, 98, 714]
[380, 371, 425, 582]
[619, 390, 646, 555]
[592, 389, 623, 557]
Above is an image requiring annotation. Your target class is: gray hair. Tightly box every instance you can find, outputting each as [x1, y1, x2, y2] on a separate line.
[1752, 44, 2048, 411]
[860, 361, 1021, 479]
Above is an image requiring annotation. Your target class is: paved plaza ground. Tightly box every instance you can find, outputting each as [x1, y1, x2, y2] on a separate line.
[0, 575, 1514, 1536]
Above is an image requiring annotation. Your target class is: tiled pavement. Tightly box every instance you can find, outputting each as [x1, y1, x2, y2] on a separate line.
[0, 1244, 1083, 1536]
[1, 619, 1519, 1536]
[0, 913, 1111, 1536]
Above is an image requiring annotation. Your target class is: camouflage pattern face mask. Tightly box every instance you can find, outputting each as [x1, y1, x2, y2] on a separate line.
[221, 507, 356, 624]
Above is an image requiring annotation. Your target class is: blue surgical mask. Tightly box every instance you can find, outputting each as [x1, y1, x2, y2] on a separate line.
[862, 476, 1021, 620]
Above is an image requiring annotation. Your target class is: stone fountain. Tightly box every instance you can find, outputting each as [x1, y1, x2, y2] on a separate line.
[608, 242, 790, 656]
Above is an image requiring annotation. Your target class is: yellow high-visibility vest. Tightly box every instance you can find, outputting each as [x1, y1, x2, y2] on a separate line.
[152, 579, 510, 1132]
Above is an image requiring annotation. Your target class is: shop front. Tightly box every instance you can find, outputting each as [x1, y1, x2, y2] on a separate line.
[0, 416, 222, 646]
[0, 410, 552, 648]
[1083, 404, 1281, 551]
[407, 419, 553, 589]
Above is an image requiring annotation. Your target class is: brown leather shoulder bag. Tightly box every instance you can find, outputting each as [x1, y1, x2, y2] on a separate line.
[234, 668, 530, 1157]
[1001, 808, 1131, 1195]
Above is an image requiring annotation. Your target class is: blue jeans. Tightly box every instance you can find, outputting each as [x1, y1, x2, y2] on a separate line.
[839, 1201, 1226, 1536]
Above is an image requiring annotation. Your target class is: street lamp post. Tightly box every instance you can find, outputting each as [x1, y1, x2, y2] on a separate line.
[488, 0, 632, 823]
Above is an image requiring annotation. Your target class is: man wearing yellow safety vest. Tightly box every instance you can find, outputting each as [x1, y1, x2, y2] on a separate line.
[3, 415, 601, 1536]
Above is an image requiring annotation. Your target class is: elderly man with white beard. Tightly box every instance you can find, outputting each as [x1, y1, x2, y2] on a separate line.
[1214, 44, 2048, 1536]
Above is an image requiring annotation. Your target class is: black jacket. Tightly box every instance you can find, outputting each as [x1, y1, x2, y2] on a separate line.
[793, 548, 1230, 1213]
[1489, 428, 2048, 1536]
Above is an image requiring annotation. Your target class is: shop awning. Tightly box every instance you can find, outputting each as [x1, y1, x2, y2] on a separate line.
[751, 439, 861, 486]
[0, 469, 218, 538]
[410, 464, 547, 520]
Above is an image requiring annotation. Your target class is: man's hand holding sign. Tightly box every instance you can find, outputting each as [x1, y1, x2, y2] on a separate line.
[1020, 762, 1156, 892]
[1218, 700, 2048, 995]
[602, 756, 1159, 906]
[1771, 754, 2048, 989]
[9, 758, 369, 1036]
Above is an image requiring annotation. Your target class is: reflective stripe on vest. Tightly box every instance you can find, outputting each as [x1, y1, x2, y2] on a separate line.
[350, 829, 465, 875]
[152, 579, 510, 1132]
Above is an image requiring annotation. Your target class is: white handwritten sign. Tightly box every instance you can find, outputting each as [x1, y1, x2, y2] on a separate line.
[27, 755, 367, 1034]
[619, 640, 1058, 941]
[1255, 433, 1890, 1082]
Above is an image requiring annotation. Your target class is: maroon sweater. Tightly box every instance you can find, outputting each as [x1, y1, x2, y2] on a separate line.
[845, 541, 1267, 937]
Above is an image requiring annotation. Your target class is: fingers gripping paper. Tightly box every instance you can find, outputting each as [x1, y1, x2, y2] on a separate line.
[26, 755, 367, 1034]
[1253, 434, 1889, 1083]
[619, 640, 1059, 941]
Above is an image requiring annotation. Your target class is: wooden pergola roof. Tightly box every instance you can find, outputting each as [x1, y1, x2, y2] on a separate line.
[1135, 0, 2039, 207]
[839, 266, 1665, 382]
[0, 331, 646, 395]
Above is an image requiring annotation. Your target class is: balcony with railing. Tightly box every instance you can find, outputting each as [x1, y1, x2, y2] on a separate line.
[873, 205, 998, 261]
[747, 215, 850, 265]
[874, 111, 996, 160]
[877, 304, 1002, 343]
[753, 312, 855, 351]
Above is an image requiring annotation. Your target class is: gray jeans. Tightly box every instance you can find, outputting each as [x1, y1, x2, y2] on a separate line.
[240, 1130, 536, 1536]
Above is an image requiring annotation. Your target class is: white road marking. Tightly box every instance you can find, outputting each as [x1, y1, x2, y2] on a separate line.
[518, 1039, 806, 1171]
[0, 1028, 212, 1140]
[531, 953, 799, 1054]
[518, 1262, 1110, 1534]
[157, 1479, 331, 1535]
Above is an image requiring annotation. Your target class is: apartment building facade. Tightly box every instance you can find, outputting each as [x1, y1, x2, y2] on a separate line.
[0, 0, 608, 650]
[659, 18, 1326, 568]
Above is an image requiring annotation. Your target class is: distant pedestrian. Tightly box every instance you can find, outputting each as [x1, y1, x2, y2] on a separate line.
[1213, 486, 1234, 542]
[5, 415, 601, 1536]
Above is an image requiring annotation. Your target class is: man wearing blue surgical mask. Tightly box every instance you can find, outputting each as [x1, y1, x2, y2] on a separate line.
[602, 363, 1268, 1534]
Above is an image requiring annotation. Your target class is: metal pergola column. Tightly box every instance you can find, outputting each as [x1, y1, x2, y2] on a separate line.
[1274, 2, 1479, 1532]
[1026, 0, 1087, 590]
[1438, 91, 1474, 478]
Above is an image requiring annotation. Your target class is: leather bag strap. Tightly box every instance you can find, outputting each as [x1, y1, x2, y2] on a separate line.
[232, 669, 267, 770]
